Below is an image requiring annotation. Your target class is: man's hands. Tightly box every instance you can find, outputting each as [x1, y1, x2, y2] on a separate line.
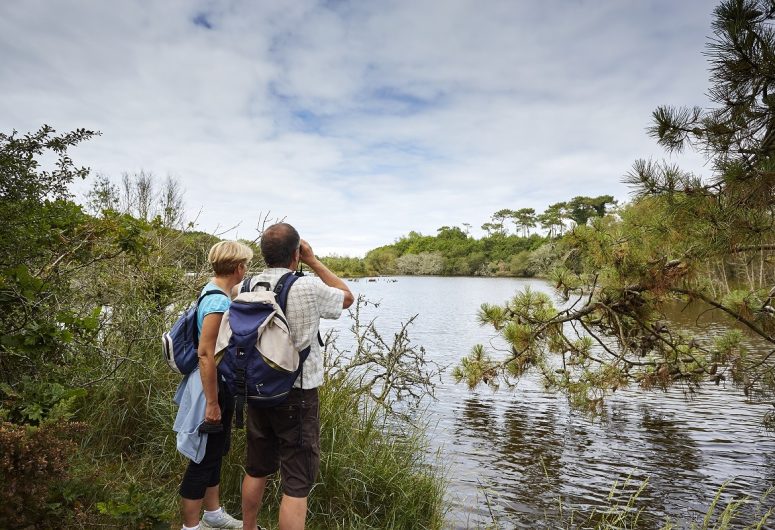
[298, 238, 354, 309]
[299, 239, 318, 266]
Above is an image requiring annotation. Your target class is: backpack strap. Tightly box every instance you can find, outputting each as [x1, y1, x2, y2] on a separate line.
[241, 275, 272, 293]
[273, 271, 298, 313]
[198, 289, 225, 303]
[234, 358, 247, 429]
[273, 271, 314, 363]
[275, 271, 325, 348]
[240, 275, 253, 293]
[192, 289, 227, 348]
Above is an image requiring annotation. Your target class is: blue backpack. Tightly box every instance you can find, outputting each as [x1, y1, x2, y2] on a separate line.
[162, 289, 225, 375]
[217, 272, 310, 428]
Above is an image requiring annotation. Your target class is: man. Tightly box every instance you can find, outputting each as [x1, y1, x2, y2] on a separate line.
[241, 223, 354, 530]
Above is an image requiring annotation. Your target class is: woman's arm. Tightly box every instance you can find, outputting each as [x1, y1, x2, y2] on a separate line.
[198, 312, 224, 423]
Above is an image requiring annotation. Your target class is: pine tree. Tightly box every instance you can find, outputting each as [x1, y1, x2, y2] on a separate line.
[455, 0, 775, 420]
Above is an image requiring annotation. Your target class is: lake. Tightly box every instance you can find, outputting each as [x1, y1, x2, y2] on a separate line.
[322, 276, 775, 529]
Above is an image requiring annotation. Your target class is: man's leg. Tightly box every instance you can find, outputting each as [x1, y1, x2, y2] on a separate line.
[278, 495, 307, 530]
[242, 474, 268, 529]
[275, 388, 320, 530]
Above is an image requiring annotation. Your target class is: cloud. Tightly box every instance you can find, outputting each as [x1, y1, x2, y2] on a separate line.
[0, 0, 719, 255]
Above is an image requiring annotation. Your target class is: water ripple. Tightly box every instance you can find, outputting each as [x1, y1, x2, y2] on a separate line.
[327, 277, 775, 529]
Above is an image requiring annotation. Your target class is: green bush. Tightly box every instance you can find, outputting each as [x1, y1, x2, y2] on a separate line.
[0, 125, 447, 528]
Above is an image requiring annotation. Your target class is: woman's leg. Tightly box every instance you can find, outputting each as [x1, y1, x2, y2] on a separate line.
[181, 497, 204, 527]
[203, 484, 221, 511]
[180, 382, 234, 526]
[179, 381, 234, 526]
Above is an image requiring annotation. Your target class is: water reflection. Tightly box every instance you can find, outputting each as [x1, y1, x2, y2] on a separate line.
[640, 408, 701, 473]
[500, 403, 564, 527]
[660, 300, 740, 331]
[457, 397, 498, 439]
[327, 277, 775, 529]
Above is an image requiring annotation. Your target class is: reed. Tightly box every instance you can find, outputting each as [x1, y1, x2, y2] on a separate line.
[477, 478, 773, 530]
[77, 307, 446, 529]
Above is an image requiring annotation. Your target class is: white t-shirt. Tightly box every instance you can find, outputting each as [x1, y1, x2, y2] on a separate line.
[248, 268, 344, 389]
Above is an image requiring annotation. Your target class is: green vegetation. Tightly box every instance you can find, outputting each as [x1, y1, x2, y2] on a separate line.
[455, 0, 775, 420]
[555, 480, 773, 530]
[0, 126, 445, 528]
[476, 478, 773, 529]
[5, 2, 774, 527]
[322, 197, 616, 278]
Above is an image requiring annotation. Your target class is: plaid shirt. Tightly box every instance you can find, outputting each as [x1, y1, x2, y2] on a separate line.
[248, 268, 344, 389]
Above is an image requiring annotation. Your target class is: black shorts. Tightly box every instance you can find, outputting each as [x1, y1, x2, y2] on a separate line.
[245, 388, 320, 498]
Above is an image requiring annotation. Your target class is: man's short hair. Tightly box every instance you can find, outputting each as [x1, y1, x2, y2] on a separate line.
[260, 223, 300, 268]
[208, 240, 254, 276]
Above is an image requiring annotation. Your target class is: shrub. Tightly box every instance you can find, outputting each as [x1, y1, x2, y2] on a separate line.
[0, 421, 85, 527]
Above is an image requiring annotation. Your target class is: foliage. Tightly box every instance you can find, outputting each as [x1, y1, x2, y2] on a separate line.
[308, 375, 446, 530]
[0, 126, 154, 389]
[321, 196, 615, 279]
[0, 125, 96, 202]
[565, 195, 616, 227]
[455, 0, 775, 416]
[0, 125, 447, 527]
[321, 254, 370, 277]
[0, 378, 86, 425]
[94, 482, 170, 529]
[86, 170, 187, 229]
[324, 296, 442, 417]
[0, 420, 86, 528]
[357, 230, 548, 278]
[395, 251, 445, 275]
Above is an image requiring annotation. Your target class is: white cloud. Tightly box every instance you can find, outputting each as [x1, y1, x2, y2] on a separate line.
[0, 0, 719, 255]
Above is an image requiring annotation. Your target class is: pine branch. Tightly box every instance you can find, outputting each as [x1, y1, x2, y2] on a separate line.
[671, 287, 775, 345]
[729, 243, 775, 253]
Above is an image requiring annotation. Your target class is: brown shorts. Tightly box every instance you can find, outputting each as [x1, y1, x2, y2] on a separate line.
[245, 388, 320, 498]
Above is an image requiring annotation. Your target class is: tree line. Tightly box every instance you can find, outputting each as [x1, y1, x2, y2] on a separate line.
[321, 195, 616, 278]
[481, 195, 615, 238]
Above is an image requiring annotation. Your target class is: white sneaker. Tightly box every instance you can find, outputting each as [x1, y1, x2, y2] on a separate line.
[201, 507, 243, 529]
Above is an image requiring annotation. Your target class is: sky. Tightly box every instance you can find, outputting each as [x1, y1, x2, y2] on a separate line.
[0, 0, 720, 256]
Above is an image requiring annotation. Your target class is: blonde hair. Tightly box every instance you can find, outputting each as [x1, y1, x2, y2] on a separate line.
[208, 241, 254, 276]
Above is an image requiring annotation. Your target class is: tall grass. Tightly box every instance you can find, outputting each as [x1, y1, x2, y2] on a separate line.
[312, 375, 445, 529]
[227, 374, 447, 530]
[76, 303, 447, 529]
[479, 478, 773, 530]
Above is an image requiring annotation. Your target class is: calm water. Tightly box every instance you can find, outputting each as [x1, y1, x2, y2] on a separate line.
[322, 276, 775, 529]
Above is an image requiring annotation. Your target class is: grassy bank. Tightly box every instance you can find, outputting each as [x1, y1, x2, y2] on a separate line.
[69, 330, 446, 529]
[3, 348, 446, 529]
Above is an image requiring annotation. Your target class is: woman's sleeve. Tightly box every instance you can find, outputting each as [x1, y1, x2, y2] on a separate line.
[199, 293, 231, 319]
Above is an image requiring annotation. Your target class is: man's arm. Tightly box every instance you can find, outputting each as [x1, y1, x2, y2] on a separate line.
[299, 239, 354, 309]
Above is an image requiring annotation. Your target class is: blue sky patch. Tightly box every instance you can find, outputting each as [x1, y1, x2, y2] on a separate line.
[370, 86, 439, 115]
[193, 13, 213, 30]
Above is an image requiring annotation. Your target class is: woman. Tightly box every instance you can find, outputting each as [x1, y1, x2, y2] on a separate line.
[179, 240, 253, 530]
